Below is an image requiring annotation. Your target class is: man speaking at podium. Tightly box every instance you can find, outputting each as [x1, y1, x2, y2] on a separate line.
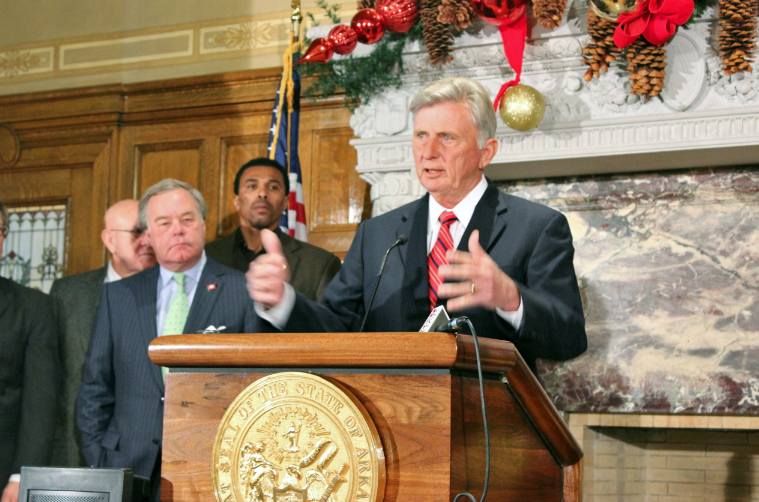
[248, 77, 587, 373]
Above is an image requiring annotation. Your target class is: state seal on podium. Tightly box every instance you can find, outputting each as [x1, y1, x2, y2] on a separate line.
[211, 372, 386, 502]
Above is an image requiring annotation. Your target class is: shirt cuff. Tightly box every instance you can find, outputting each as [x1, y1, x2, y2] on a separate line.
[496, 295, 524, 330]
[9, 474, 20, 483]
[254, 283, 296, 330]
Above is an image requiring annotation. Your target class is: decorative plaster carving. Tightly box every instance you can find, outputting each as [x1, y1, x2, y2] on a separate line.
[338, 13, 759, 215]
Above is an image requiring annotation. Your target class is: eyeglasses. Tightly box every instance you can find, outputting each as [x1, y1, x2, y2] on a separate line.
[110, 228, 144, 240]
[0, 224, 7, 238]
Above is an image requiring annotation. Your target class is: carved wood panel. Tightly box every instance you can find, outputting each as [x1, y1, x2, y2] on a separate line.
[136, 140, 204, 194]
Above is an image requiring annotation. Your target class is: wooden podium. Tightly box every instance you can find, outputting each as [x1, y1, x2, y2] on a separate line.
[149, 332, 582, 502]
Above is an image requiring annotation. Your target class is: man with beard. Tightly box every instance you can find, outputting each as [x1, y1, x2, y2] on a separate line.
[206, 158, 341, 302]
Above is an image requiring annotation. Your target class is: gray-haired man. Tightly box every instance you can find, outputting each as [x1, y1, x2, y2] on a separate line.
[77, 179, 256, 502]
[248, 77, 587, 374]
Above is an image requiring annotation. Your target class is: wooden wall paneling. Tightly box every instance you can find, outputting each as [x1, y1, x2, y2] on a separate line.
[136, 141, 204, 195]
[218, 133, 270, 237]
[68, 166, 96, 275]
[306, 126, 368, 259]
[2, 70, 372, 270]
[0, 125, 113, 276]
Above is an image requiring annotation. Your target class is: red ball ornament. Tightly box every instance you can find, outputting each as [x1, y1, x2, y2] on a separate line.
[328, 25, 358, 55]
[470, 0, 527, 23]
[351, 9, 386, 44]
[295, 38, 334, 65]
[375, 0, 419, 33]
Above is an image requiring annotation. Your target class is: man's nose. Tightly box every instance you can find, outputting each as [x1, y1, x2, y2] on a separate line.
[422, 139, 439, 159]
[170, 220, 185, 234]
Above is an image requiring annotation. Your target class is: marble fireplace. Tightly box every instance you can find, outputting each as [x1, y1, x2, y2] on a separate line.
[309, 1, 759, 498]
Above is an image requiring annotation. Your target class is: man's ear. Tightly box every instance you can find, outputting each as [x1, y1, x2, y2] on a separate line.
[478, 138, 498, 169]
[233, 194, 241, 213]
[101, 229, 116, 254]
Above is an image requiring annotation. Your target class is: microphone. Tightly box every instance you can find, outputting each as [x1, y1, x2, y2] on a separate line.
[358, 234, 408, 333]
[435, 316, 468, 333]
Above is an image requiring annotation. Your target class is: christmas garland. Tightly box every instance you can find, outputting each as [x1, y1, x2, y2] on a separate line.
[300, 21, 422, 110]
[301, 0, 754, 111]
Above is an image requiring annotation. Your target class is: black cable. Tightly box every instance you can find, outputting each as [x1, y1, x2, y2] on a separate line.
[359, 234, 407, 332]
[451, 317, 490, 502]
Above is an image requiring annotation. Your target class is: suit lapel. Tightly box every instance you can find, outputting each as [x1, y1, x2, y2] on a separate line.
[133, 267, 161, 390]
[278, 231, 303, 280]
[0, 278, 12, 321]
[183, 259, 224, 334]
[460, 181, 509, 253]
[80, 267, 108, 354]
[398, 196, 431, 328]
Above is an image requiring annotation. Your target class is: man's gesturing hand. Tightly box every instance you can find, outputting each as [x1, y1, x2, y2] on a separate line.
[438, 230, 521, 313]
[246, 229, 290, 309]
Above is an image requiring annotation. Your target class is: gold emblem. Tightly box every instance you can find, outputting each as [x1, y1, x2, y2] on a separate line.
[212, 372, 385, 502]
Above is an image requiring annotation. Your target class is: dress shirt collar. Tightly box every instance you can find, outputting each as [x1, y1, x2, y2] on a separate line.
[158, 251, 207, 293]
[105, 261, 122, 283]
[428, 175, 488, 230]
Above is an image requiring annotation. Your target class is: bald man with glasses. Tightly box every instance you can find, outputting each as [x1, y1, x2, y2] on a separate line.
[50, 199, 157, 467]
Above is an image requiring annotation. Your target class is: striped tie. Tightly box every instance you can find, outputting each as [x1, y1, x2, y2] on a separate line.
[429, 211, 457, 311]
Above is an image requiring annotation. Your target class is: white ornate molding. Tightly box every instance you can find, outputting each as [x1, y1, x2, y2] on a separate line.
[309, 2, 759, 214]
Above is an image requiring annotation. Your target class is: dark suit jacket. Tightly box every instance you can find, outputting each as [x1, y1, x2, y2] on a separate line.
[278, 182, 587, 373]
[49, 266, 107, 467]
[76, 257, 257, 497]
[205, 227, 342, 302]
[0, 277, 60, 483]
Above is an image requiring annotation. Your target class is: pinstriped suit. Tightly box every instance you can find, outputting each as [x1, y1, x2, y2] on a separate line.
[76, 257, 257, 501]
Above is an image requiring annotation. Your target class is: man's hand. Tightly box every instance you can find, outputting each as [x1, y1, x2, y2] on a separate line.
[246, 229, 290, 309]
[438, 230, 520, 312]
[1, 481, 19, 502]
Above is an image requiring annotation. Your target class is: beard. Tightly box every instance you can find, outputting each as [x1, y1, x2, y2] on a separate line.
[246, 201, 283, 230]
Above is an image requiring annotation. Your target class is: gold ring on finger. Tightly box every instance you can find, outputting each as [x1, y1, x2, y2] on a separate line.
[471, 282, 476, 294]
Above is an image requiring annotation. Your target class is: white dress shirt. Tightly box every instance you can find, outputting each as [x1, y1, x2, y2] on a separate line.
[105, 261, 122, 283]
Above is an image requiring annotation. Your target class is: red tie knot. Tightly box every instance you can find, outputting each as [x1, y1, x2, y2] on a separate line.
[439, 211, 457, 226]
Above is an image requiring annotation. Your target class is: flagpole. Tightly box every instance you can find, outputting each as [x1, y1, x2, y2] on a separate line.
[291, 0, 302, 43]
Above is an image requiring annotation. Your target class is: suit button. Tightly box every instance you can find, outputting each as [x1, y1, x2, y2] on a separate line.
[160, 396, 165, 402]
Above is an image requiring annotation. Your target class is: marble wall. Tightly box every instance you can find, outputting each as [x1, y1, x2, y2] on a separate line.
[497, 166, 759, 414]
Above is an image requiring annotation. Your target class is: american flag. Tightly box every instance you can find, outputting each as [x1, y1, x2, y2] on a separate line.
[268, 61, 307, 241]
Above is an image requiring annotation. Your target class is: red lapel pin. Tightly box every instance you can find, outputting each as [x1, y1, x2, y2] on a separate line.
[207, 283, 217, 291]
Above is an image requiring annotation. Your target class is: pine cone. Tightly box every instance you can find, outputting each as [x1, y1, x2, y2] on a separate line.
[718, 0, 758, 75]
[535, 0, 568, 29]
[421, 0, 454, 64]
[357, 0, 374, 9]
[625, 38, 667, 98]
[437, 0, 475, 31]
[582, 8, 621, 81]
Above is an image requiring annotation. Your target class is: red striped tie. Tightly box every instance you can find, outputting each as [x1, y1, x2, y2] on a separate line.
[429, 211, 457, 311]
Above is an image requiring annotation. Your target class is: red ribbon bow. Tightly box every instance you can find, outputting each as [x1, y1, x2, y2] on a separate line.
[613, 0, 694, 48]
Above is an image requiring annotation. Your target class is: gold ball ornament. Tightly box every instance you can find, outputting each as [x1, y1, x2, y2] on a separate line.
[498, 84, 546, 131]
[589, 0, 638, 21]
